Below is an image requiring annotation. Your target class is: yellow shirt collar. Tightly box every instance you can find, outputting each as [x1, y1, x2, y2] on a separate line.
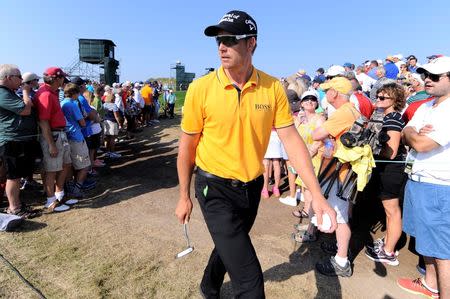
[216, 65, 259, 90]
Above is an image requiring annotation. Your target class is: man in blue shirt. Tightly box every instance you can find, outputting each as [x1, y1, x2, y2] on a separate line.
[71, 77, 99, 176]
[60, 83, 91, 199]
[384, 56, 400, 79]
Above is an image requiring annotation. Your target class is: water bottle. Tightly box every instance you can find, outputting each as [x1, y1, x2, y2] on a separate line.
[323, 138, 334, 158]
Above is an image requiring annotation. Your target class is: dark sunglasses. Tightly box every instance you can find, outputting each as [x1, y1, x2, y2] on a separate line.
[420, 71, 445, 82]
[376, 95, 393, 101]
[301, 96, 318, 102]
[215, 34, 256, 47]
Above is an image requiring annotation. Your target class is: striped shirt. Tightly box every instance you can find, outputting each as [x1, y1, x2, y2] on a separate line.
[382, 111, 406, 160]
[383, 112, 405, 132]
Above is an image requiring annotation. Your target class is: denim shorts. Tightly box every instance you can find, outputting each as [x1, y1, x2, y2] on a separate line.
[403, 179, 450, 259]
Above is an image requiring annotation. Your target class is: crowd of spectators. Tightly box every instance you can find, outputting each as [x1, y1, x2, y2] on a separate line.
[0, 65, 177, 219]
[1, 52, 449, 297]
[265, 54, 449, 297]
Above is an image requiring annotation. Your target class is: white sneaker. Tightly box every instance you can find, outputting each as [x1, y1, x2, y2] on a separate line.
[110, 152, 122, 158]
[64, 199, 79, 205]
[279, 195, 297, 207]
[44, 200, 70, 212]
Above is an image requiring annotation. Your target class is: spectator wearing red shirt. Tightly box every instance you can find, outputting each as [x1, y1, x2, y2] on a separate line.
[35, 67, 71, 212]
[402, 97, 434, 124]
[348, 74, 374, 119]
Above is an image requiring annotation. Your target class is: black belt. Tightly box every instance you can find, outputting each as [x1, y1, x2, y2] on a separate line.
[51, 128, 65, 132]
[196, 168, 256, 189]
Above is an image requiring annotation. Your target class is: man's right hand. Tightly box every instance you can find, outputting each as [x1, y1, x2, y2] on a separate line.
[175, 196, 193, 224]
[49, 143, 58, 157]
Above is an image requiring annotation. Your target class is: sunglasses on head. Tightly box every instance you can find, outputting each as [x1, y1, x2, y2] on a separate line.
[215, 34, 256, 47]
[420, 71, 446, 82]
[376, 95, 393, 101]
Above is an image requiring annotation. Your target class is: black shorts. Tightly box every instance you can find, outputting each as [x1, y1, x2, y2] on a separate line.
[372, 162, 407, 200]
[86, 133, 101, 150]
[142, 105, 154, 114]
[0, 141, 36, 180]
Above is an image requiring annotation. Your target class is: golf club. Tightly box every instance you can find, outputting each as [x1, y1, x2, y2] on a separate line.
[175, 223, 194, 259]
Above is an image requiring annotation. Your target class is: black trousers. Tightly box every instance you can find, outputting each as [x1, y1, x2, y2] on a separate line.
[195, 172, 265, 299]
[168, 103, 175, 118]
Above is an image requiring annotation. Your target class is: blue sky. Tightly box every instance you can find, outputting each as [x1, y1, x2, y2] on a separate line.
[1, 0, 449, 82]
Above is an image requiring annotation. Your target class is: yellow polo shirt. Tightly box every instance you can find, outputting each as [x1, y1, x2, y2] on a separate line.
[140, 85, 153, 105]
[181, 66, 293, 182]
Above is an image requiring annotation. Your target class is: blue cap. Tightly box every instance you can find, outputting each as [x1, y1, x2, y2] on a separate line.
[343, 62, 352, 68]
[86, 85, 94, 93]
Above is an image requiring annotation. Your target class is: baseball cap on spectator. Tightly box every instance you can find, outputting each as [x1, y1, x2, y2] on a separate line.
[86, 85, 95, 93]
[286, 89, 301, 112]
[386, 56, 395, 62]
[319, 77, 353, 95]
[44, 67, 67, 78]
[416, 56, 450, 75]
[134, 82, 141, 88]
[123, 80, 131, 87]
[296, 69, 306, 77]
[406, 55, 417, 61]
[316, 67, 325, 74]
[394, 54, 404, 60]
[410, 73, 424, 86]
[343, 62, 352, 68]
[71, 76, 86, 86]
[22, 72, 40, 83]
[104, 85, 111, 91]
[426, 54, 444, 60]
[325, 65, 345, 77]
[204, 10, 257, 36]
[301, 90, 319, 101]
[112, 82, 120, 88]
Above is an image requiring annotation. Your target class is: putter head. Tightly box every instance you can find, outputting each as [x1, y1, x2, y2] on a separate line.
[175, 246, 194, 259]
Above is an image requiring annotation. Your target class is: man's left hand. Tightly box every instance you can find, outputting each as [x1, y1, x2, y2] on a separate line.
[311, 194, 338, 233]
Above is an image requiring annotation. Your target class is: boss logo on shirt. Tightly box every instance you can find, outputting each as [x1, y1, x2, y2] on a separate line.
[255, 104, 271, 110]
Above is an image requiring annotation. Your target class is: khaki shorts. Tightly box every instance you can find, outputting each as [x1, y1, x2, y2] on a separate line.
[40, 131, 71, 172]
[104, 120, 119, 136]
[69, 139, 91, 170]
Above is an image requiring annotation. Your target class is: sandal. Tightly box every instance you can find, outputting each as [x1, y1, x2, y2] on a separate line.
[292, 209, 309, 219]
[261, 187, 269, 199]
[6, 205, 40, 219]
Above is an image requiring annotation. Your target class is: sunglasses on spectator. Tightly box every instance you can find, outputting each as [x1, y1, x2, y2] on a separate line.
[420, 71, 446, 82]
[215, 34, 256, 47]
[376, 95, 393, 101]
[301, 97, 318, 102]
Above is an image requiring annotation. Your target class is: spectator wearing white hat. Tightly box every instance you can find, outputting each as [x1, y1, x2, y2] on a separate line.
[398, 56, 450, 299]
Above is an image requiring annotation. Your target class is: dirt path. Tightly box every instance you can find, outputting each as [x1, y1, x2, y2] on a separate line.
[0, 118, 420, 298]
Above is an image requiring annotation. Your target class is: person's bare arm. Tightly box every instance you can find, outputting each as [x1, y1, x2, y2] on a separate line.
[175, 132, 201, 224]
[380, 130, 401, 159]
[19, 84, 33, 116]
[277, 125, 337, 232]
[402, 126, 440, 153]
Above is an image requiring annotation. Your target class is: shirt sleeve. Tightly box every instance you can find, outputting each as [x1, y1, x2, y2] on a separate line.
[383, 113, 405, 132]
[79, 97, 93, 114]
[181, 81, 204, 134]
[36, 92, 52, 121]
[0, 92, 25, 114]
[273, 81, 294, 128]
[72, 102, 83, 121]
[322, 105, 356, 138]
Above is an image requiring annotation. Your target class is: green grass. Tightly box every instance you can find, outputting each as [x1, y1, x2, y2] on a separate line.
[174, 91, 186, 107]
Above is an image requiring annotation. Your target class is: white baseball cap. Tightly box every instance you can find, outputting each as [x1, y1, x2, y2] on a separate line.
[417, 56, 450, 75]
[325, 65, 345, 77]
[300, 89, 319, 101]
[22, 72, 40, 83]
